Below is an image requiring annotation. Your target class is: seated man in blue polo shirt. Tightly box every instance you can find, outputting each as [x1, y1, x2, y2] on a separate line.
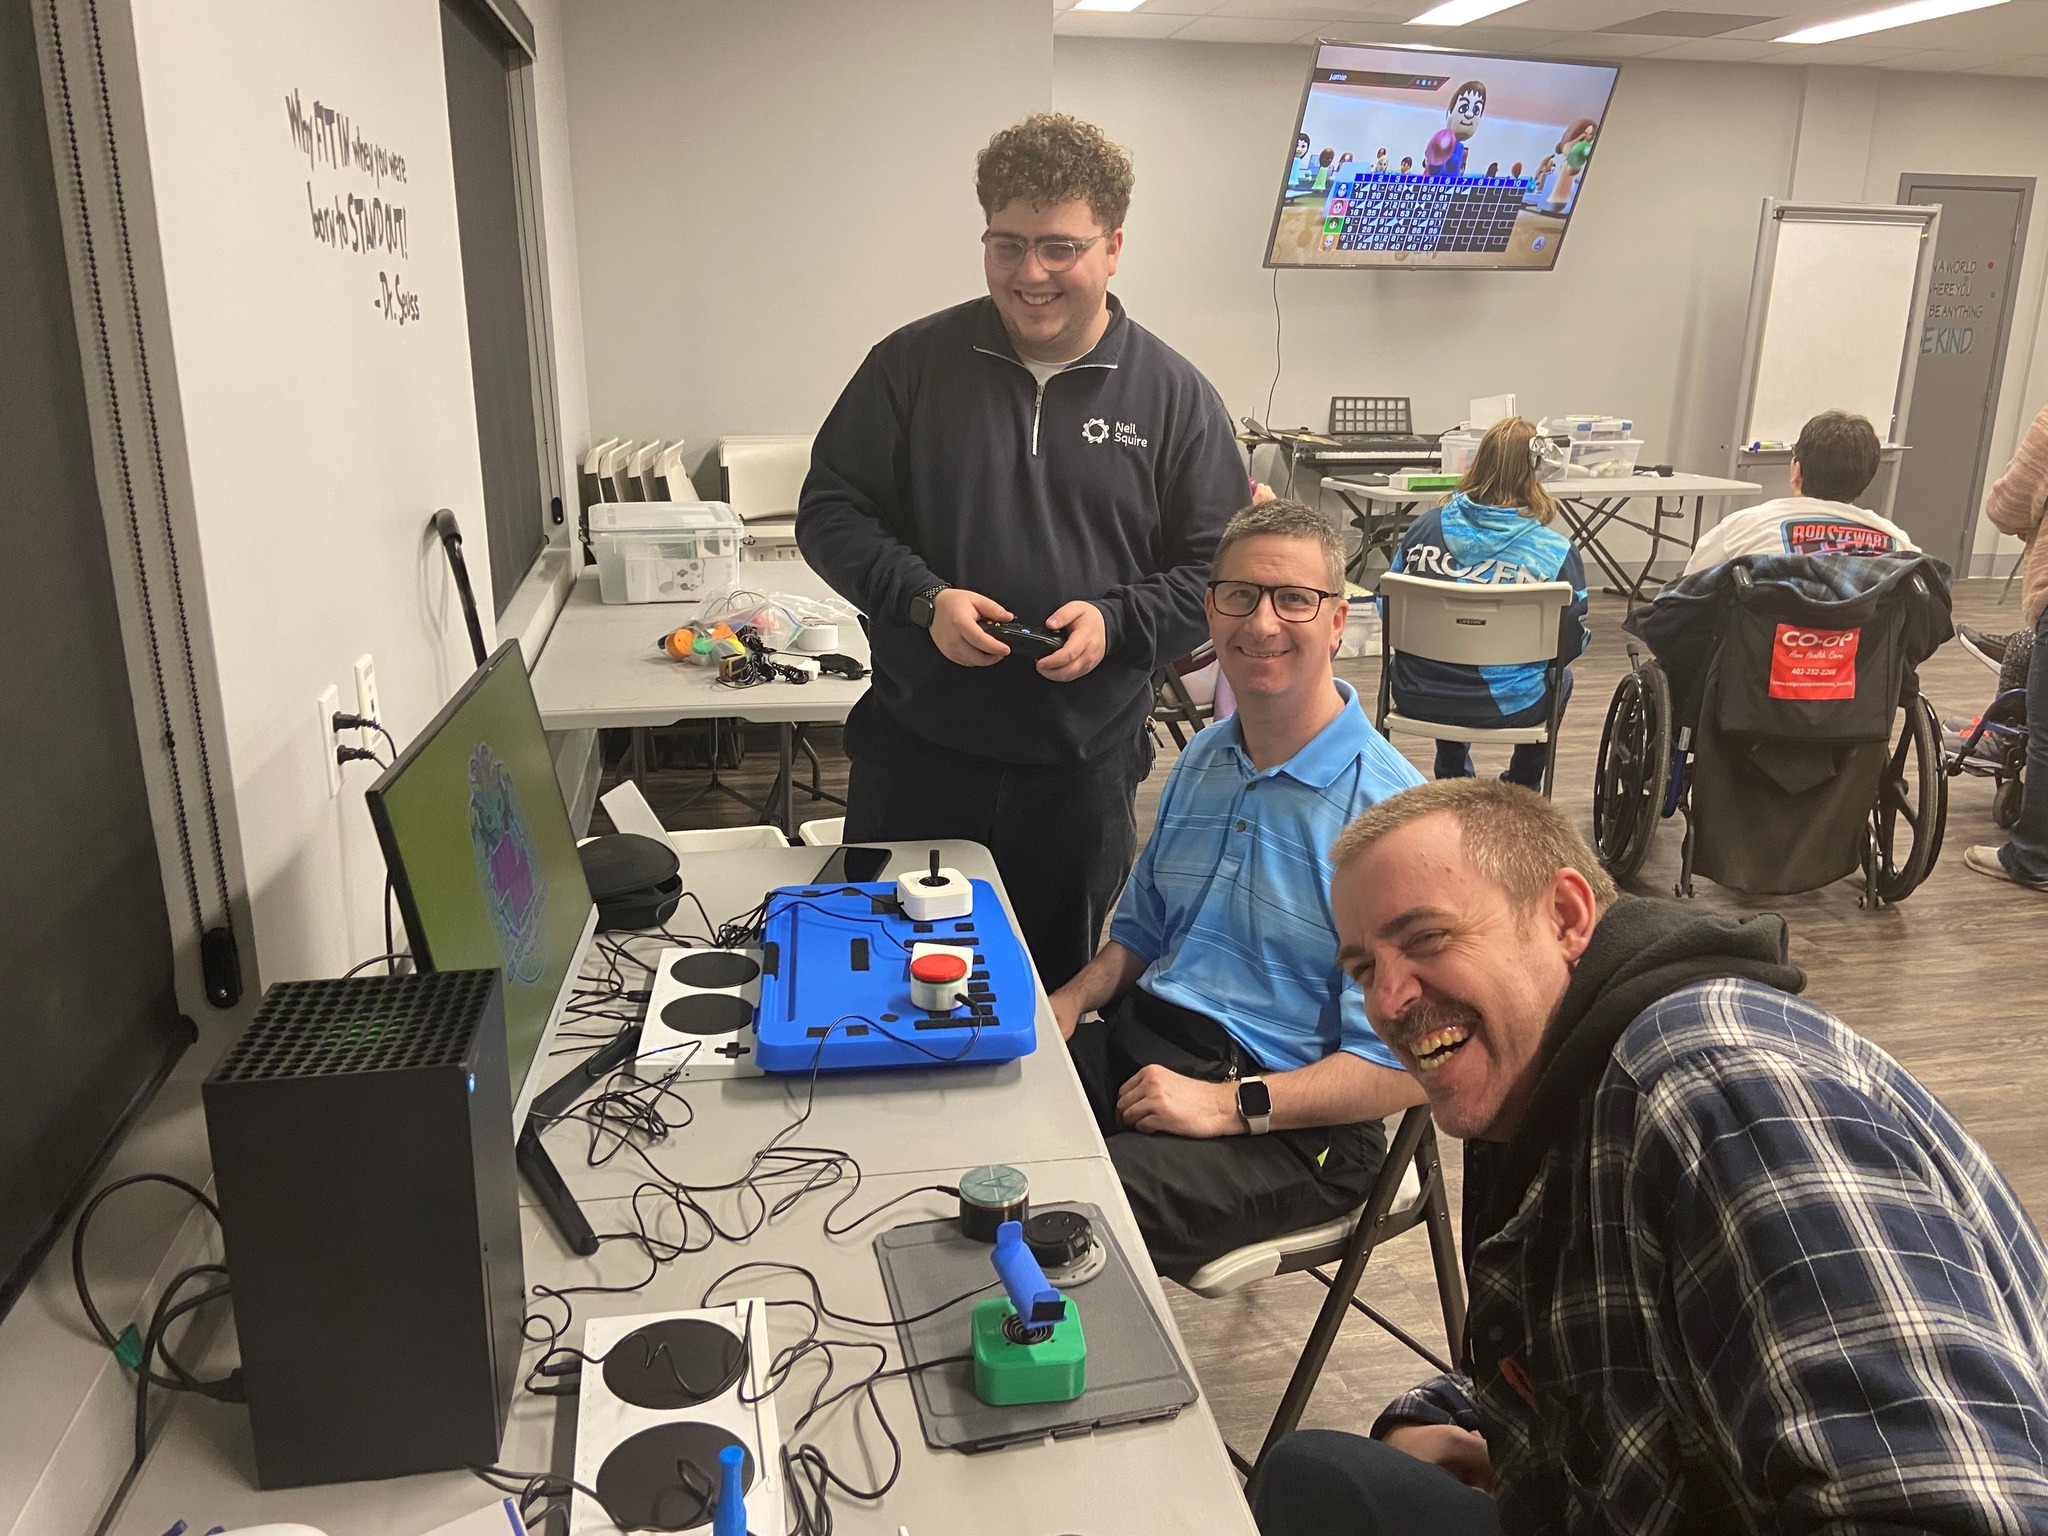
[1050, 500, 1427, 1280]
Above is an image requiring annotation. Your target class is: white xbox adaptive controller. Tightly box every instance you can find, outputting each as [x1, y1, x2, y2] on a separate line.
[896, 848, 973, 922]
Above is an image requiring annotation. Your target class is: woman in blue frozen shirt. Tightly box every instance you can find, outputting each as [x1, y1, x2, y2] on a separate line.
[1387, 416, 1589, 790]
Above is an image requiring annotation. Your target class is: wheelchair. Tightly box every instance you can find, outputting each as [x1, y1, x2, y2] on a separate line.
[1944, 625, 2030, 827]
[1592, 561, 1949, 909]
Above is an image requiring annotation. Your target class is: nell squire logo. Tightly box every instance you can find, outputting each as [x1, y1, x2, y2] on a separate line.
[1082, 417, 1149, 448]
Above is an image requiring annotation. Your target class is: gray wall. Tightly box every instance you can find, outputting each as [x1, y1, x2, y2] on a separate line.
[1054, 39, 1806, 482]
[563, 0, 1052, 477]
[2, 0, 593, 1527]
[1053, 40, 2048, 572]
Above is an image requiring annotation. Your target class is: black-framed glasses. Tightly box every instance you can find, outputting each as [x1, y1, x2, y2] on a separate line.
[1207, 580, 1342, 623]
[980, 231, 1108, 272]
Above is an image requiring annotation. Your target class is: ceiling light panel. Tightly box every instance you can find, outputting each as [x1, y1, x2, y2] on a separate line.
[1409, 0, 1532, 25]
[1778, 0, 2006, 43]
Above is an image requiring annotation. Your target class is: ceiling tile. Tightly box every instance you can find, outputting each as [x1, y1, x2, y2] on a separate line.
[1533, 28, 1680, 51]
[1782, 39, 1910, 58]
[1086, 0, 2048, 64]
[1173, 12, 1329, 35]
[1208, 0, 1391, 17]
[1877, 45, 2012, 66]
[1643, 34, 1791, 53]
[1513, 0, 1689, 32]
[1053, 8, 1202, 34]
[1401, 21, 1581, 46]
[1600, 9, 1780, 32]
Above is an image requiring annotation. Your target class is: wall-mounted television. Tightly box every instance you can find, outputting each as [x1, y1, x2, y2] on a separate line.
[1266, 42, 1619, 272]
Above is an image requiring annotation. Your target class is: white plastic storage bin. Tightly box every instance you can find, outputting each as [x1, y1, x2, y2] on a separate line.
[1543, 415, 1634, 442]
[1567, 438, 1644, 478]
[1339, 598, 1382, 659]
[1437, 431, 1484, 477]
[588, 502, 743, 607]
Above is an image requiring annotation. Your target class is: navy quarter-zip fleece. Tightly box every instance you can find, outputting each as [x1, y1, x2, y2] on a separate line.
[796, 294, 1244, 765]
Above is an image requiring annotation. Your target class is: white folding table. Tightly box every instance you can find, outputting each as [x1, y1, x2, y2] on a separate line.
[1324, 471, 1763, 606]
[106, 843, 1257, 1536]
[529, 564, 867, 836]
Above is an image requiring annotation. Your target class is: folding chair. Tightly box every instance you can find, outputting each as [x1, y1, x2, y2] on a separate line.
[1374, 571, 1577, 798]
[1151, 644, 1220, 749]
[1182, 1104, 1464, 1481]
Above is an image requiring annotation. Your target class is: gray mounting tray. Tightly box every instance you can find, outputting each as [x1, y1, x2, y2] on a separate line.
[873, 1201, 1199, 1453]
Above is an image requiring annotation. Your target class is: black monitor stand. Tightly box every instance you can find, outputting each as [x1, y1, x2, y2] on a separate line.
[516, 1022, 643, 1256]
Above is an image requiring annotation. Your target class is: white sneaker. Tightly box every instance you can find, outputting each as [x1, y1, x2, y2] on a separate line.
[1964, 844, 2048, 891]
[1958, 626, 2018, 673]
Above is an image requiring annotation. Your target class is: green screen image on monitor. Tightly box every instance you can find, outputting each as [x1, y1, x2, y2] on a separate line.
[367, 641, 595, 1122]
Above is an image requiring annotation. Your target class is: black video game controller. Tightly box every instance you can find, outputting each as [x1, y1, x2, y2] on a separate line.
[981, 620, 1068, 658]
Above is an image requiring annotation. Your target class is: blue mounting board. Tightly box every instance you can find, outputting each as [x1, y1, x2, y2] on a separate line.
[754, 880, 1039, 1073]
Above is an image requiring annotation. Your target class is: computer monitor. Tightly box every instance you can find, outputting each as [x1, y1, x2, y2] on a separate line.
[367, 640, 597, 1128]
[1266, 42, 1619, 271]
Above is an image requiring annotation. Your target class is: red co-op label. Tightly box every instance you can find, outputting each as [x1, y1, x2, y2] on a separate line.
[1769, 623, 1860, 700]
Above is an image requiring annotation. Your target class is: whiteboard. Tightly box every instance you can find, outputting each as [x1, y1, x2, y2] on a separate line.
[1744, 214, 1929, 445]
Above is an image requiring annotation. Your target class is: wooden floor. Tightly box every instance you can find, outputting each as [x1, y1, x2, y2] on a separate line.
[603, 577, 2043, 1457]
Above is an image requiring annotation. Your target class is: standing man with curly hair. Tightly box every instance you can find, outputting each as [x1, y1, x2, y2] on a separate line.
[797, 114, 1247, 989]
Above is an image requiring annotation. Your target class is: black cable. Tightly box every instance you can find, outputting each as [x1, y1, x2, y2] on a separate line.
[91, 1266, 236, 1536]
[700, 1261, 994, 1334]
[71, 1174, 231, 1392]
[71, 1175, 245, 1536]
[342, 951, 410, 980]
[470, 1462, 632, 1535]
[780, 1352, 977, 1535]
[500, 934, 984, 1533]
[819, 1182, 955, 1238]
[1264, 265, 1285, 467]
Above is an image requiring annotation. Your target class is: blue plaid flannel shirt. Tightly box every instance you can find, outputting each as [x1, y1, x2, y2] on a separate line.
[1377, 978, 2048, 1533]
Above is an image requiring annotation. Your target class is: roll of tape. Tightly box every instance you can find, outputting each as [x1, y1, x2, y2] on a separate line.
[794, 622, 840, 653]
[958, 1163, 1029, 1242]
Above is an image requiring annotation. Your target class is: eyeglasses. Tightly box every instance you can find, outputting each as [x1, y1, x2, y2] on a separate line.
[1207, 580, 1343, 623]
[980, 232, 1108, 272]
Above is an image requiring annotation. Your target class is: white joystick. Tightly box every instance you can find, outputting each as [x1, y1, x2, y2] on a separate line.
[896, 848, 973, 922]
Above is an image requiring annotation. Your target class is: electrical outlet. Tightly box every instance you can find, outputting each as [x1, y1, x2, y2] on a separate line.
[317, 684, 342, 797]
[353, 654, 381, 737]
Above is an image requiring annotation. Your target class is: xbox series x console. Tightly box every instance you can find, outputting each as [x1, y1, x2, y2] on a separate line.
[202, 970, 523, 1487]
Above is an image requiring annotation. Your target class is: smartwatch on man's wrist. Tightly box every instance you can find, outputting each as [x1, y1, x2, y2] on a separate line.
[1236, 1077, 1272, 1136]
[907, 583, 949, 628]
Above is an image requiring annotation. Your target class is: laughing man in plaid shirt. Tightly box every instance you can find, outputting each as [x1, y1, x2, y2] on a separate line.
[1254, 778, 2048, 1536]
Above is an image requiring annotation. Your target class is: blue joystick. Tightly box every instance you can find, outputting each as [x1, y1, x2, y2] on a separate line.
[712, 1443, 747, 1536]
[992, 1219, 1066, 1333]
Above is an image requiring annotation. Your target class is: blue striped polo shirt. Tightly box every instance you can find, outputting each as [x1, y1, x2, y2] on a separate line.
[1108, 679, 1422, 1072]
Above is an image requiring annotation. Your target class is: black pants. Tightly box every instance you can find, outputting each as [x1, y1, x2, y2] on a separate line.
[1253, 1431, 1502, 1536]
[842, 695, 1151, 992]
[1430, 671, 1573, 792]
[1066, 989, 1388, 1282]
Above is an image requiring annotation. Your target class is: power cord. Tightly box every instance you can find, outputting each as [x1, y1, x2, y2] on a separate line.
[697, 1262, 991, 1536]
[470, 1461, 631, 1535]
[73, 1174, 244, 1536]
[332, 709, 399, 760]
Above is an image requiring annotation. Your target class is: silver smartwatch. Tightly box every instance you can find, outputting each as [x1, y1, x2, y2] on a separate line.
[1236, 1076, 1272, 1136]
